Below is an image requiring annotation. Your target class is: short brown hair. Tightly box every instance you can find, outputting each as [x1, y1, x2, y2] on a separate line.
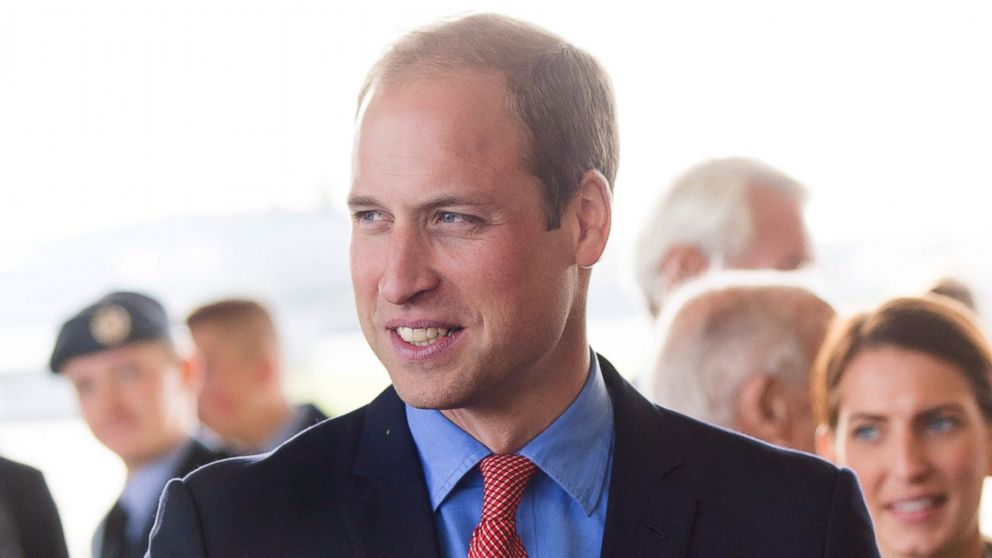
[358, 13, 619, 229]
[812, 296, 992, 429]
[186, 299, 278, 359]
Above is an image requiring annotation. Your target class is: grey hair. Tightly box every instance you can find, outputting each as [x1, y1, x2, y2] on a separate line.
[641, 270, 833, 427]
[633, 157, 807, 312]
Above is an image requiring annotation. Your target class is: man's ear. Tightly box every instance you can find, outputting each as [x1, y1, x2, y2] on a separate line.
[735, 374, 792, 447]
[658, 245, 709, 293]
[256, 350, 280, 385]
[572, 169, 612, 269]
[179, 356, 202, 392]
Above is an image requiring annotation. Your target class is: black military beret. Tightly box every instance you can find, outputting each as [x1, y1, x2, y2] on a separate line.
[50, 291, 172, 373]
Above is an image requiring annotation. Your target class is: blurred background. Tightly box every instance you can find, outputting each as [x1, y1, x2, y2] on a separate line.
[2, 0, 991, 554]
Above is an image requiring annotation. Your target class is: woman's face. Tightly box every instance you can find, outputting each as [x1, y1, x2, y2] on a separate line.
[820, 346, 992, 558]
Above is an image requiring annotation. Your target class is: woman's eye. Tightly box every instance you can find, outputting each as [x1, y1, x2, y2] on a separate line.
[852, 424, 880, 441]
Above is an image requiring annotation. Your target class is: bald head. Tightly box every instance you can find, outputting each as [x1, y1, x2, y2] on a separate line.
[643, 272, 834, 451]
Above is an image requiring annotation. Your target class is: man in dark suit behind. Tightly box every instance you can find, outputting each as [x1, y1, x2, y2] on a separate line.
[185, 298, 327, 455]
[0, 455, 69, 558]
[149, 13, 879, 557]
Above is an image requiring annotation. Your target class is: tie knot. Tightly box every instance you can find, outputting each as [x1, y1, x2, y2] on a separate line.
[478, 454, 537, 520]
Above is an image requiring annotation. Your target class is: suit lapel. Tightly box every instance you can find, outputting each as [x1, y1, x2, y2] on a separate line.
[133, 440, 228, 558]
[346, 387, 440, 558]
[599, 355, 697, 558]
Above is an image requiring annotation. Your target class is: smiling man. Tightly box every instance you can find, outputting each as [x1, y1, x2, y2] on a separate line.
[148, 14, 879, 557]
[50, 291, 227, 558]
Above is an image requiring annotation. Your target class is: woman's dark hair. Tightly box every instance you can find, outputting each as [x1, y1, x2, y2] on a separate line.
[812, 296, 992, 429]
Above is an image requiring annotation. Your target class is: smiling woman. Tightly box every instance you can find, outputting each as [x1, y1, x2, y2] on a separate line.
[813, 297, 992, 558]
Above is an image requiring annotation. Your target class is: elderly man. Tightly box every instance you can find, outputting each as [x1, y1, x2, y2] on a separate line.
[148, 14, 878, 557]
[186, 298, 327, 454]
[50, 291, 227, 558]
[634, 157, 812, 317]
[641, 271, 835, 452]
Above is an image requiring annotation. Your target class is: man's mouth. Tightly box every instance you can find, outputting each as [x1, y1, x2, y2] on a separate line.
[394, 326, 458, 347]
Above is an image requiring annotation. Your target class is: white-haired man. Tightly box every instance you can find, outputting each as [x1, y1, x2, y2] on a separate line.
[634, 157, 812, 317]
[642, 271, 834, 452]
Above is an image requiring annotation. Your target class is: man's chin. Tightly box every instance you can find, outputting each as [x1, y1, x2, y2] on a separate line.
[392, 381, 464, 411]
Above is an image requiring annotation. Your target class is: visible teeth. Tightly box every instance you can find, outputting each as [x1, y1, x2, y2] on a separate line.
[892, 498, 938, 513]
[396, 326, 452, 345]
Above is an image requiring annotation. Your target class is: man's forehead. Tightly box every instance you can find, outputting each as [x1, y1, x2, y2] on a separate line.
[62, 343, 167, 374]
[356, 72, 521, 149]
[350, 74, 534, 203]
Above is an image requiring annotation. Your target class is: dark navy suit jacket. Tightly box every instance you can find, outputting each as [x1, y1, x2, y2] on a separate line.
[94, 439, 228, 558]
[0, 456, 69, 558]
[147, 355, 880, 557]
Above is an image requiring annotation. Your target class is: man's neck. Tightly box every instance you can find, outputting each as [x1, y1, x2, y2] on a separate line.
[232, 398, 293, 451]
[123, 432, 188, 477]
[440, 346, 592, 454]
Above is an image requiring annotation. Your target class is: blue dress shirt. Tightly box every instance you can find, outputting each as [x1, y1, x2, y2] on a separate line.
[118, 439, 190, 546]
[406, 353, 614, 558]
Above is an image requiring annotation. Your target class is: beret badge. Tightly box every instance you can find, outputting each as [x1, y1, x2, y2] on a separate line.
[90, 304, 132, 347]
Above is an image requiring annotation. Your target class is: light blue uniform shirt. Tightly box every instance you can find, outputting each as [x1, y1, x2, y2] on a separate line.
[118, 439, 190, 545]
[406, 354, 614, 558]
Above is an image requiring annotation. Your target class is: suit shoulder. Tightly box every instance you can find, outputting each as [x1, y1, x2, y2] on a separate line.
[659, 406, 841, 486]
[0, 456, 47, 492]
[0, 455, 41, 476]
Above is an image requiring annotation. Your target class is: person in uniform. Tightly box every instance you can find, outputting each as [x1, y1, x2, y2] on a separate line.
[50, 291, 227, 558]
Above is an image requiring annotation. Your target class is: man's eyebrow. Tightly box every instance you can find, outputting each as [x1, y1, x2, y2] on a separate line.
[347, 194, 494, 211]
[420, 195, 493, 211]
[347, 196, 379, 209]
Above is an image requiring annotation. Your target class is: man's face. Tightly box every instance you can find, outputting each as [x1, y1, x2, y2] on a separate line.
[728, 183, 811, 271]
[189, 325, 255, 439]
[62, 342, 191, 468]
[349, 72, 582, 412]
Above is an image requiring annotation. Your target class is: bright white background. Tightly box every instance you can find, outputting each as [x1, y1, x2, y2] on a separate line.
[2, 1, 992, 555]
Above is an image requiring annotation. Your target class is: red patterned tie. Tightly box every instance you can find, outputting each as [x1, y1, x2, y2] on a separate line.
[467, 454, 537, 558]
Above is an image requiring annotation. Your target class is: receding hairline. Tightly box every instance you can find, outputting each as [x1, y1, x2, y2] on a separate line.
[356, 14, 567, 115]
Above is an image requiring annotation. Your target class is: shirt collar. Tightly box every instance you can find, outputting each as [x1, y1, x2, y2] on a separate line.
[261, 405, 305, 452]
[119, 438, 190, 534]
[406, 351, 614, 516]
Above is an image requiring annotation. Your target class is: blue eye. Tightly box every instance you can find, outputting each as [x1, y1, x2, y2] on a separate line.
[355, 210, 383, 222]
[927, 415, 959, 433]
[852, 424, 880, 441]
[437, 212, 465, 224]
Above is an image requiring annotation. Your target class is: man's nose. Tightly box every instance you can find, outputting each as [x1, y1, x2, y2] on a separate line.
[378, 225, 439, 305]
[91, 380, 125, 417]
